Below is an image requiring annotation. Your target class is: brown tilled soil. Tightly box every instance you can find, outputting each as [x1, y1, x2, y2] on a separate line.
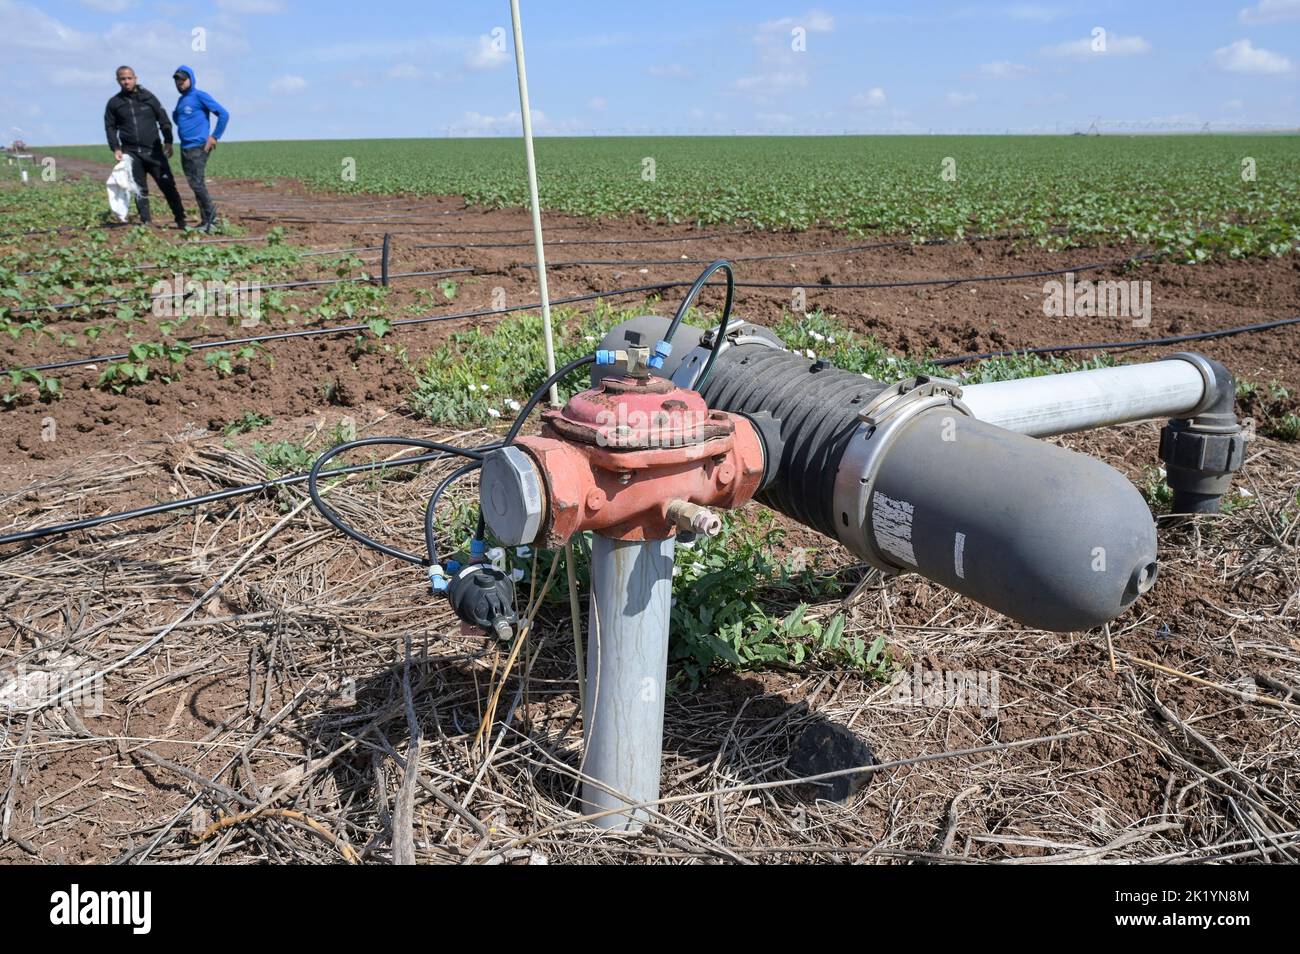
[0, 164, 1297, 864]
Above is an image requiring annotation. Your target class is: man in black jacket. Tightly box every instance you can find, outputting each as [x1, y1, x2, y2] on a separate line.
[104, 65, 188, 228]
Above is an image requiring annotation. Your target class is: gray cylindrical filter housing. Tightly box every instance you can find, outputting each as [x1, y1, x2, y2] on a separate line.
[868, 408, 1158, 631]
[695, 345, 1158, 631]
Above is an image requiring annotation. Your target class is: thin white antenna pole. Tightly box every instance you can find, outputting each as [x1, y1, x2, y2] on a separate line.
[508, 0, 559, 405]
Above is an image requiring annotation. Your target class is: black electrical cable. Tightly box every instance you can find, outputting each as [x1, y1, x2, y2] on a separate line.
[504, 352, 599, 444]
[0, 448, 459, 547]
[306, 437, 485, 566]
[298, 351, 601, 565]
[425, 461, 481, 564]
[664, 258, 734, 350]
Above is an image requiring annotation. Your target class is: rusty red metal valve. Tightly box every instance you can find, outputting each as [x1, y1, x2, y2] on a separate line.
[480, 372, 765, 547]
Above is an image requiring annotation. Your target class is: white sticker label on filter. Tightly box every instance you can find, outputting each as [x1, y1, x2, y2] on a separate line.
[872, 492, 916, 567]
[954, 531, 966, 579]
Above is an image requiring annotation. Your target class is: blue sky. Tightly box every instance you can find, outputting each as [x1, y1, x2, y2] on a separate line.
[2, 0, 1297, 145]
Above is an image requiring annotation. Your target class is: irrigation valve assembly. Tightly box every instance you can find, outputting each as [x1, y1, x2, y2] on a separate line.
[467, 290, 1245, 829]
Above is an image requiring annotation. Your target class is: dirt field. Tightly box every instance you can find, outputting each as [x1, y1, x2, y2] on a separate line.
[1, 165, 1297, 864]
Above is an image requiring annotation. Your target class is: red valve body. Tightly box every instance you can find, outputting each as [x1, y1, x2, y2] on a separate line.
[516, 374, 764, 544]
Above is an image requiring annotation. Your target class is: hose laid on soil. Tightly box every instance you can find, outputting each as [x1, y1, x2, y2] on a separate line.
[3, 310, 1297, 549]
[9, 266, 474, 315]
[5, 252, 1163, 376]
[932, 314, 1300, 366]
[0, 352, 602, 554]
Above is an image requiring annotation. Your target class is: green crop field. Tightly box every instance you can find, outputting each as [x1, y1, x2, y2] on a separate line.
[45, 135, 1300, 259]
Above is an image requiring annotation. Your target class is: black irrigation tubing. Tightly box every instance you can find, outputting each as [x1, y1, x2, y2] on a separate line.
[5, 252, 1160, 375]
[519, 230, 1035, 269]
[4, 310, 1298, 549]
[8, 280, 687, 375]
[8, 266, 474, 315]
[17, 245, 384, 278]
[731, 251, 1163, 290]
[409, 231, 755, 250]
[0, 448, 465, 547]
[932, 314, 1300, 366]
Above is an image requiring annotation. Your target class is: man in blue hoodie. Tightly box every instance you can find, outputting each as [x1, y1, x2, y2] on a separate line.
[172, 65, 229, 232]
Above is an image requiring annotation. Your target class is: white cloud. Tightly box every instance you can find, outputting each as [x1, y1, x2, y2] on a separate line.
[732, 71, 809, 93]
[1004, 4, 1064, 21]
[386, 63, 423, 81]
[851, 87, 887, 108]
[1239, 0, 1300, 23]
[1211, 38, 1293, 73]
[78, 0, 135, 11]
[648, 63, 693, 79]
[979, 60, 1035, 78]
[465, 33, 508, 70]
[946, 91, 977, 107]
[269, 74, 307, 94]
[1042, 33, 1151, 59]
[216, 0, 284, 13]
[49, 67, 108, 89]
[756, 9, 835, 34]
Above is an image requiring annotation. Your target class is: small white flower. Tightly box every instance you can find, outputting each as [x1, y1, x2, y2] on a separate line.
[1239, 488, 1254, 498]
[505, 399, 521, 412]
[810, 331, 825, 342]
[480, 383, 489, 392]
[828, 336, 836, 344]
[804, 349, 816, 359]
[487, 407, 501, 418]
[466, 384, 478, 394]
[584, 335, 595, 342]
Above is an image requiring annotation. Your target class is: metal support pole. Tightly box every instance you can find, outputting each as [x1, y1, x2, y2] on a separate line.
[582, 534, 676, 831]
[509, 0, 559, 405]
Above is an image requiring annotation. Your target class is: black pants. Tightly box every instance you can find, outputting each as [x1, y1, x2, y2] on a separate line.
[180, 147, 217, 225]
[128, 146, 186, 226]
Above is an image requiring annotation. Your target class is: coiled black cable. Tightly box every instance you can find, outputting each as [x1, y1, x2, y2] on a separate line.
[306, 437, 485, 566]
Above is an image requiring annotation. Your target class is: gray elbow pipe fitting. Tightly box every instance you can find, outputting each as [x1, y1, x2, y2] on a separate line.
[1158, 353, 1245, 514]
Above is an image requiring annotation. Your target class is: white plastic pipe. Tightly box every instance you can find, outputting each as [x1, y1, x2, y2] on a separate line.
[959, 359, 1208, 437]
[581, 534, 675, 831]
[509, 0, 559, 405]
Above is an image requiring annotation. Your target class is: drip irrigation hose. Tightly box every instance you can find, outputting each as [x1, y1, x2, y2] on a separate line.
[10, 266, 474, 315]
[3, 238, 1298, 556]
[4, 311, 1298, 551]
[932, 315, 1300, 366]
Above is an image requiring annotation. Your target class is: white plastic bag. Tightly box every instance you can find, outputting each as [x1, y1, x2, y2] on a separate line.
[105, 158, 139, 223]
